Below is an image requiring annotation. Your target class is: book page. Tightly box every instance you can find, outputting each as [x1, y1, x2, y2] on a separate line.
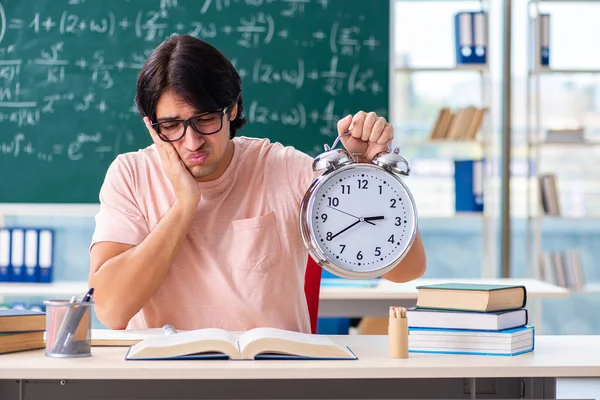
[238, 327, 353, 359]
[127, 328, 239, 359]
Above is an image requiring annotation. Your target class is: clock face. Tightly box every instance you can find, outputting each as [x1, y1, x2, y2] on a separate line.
[307, 164, 417, 274]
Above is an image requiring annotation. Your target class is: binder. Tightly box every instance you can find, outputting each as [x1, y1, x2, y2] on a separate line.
[38, 229, 54, 283]
[0, 229, 10, 282]
[454, 11, 487, 66]
[473, 12, 488, 64]
[23, 229, 38, 283]
[454, 159, 484, 213]
[10, 229, 24, 282]
[540, 13, 550, 68]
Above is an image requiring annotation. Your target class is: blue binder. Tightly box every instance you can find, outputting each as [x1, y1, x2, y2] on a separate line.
[454, 159, 484, 213]
[9, 229, 24, 282]
[539, 13, 550, 68]
[454, 11, 488, 66]
[0, 228, 10, 282]
[37, 229, 54, 283]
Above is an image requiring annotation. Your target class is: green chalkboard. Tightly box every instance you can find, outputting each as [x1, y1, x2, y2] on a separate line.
[0, 0, 389, 203]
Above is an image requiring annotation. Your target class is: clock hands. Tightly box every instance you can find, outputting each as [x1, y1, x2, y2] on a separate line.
[363, 216, 385, 222]
[329, 220, 361, 240]
[327, 206, 376, 226]
[328, 215, 386, 240]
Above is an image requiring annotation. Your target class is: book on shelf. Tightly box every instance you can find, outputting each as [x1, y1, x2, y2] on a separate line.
[406, 307, 528, 331]
[539, 174, 560, 216]
[428, 107, 487, 141]
[538, 250, 584, 290]
[125, 327, 357, 361]
[415, 283, 527, 312]
[408, 325, 534, 356]
[545, 127, 585, 143]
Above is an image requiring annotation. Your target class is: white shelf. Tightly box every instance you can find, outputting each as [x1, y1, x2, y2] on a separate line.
[0, 282, 88, 298]
[580, 283, 600, 293]
[395, 66, 488, 73]
[398, 139, 485, 146]
[531, 140, 600, 147]
[531, 69, 600, 75]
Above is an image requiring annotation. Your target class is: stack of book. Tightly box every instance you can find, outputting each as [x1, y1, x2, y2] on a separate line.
[0, 309, 45, 355]
[406, 283, 534, 356]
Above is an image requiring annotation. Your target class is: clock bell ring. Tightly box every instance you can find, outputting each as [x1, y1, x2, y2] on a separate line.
[299, 111, 419, 280]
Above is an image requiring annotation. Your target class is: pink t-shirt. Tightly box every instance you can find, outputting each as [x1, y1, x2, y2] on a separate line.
[90, 136, 318, 332]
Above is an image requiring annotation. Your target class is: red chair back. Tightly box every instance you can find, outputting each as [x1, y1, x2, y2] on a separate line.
[304, 256, 322, 334]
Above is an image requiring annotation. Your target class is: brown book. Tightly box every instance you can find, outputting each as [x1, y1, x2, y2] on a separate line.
[0, 331, 45, 355]
[415, 283, 527, 312]
[0, 309, 45, 333]
[464, 108, 487, 140]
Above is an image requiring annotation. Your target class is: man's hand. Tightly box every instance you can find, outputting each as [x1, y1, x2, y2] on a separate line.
[144, 117, 200, 210]
[337, 111, 394, 162]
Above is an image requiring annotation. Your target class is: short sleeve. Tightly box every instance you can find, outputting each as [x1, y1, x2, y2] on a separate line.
[284, 146, 321, 204]
[90, 156, 150, 252]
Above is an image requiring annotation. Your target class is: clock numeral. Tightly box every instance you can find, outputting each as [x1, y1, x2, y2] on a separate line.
[374, 247, 381, 257]
[357, 179, 368, 189]
[390, 198, 397, 208]
[339, 244, 346, 254]
[356, 251, 363, 260]
[341, 185, 350, 194]
[327, 197, 339, 207]
[321, 213, 328, 222]
[326, 232, 333, 241]
[388, 234, 395, 243]
[378, 185, 383, 195]
[395, 217, 401, 226]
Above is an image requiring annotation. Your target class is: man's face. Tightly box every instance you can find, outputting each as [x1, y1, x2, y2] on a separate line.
[154, 91, 237, 181]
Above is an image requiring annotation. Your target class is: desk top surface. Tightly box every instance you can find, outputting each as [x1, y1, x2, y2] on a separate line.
[1, 335, 599, 380]
[320, 278, 570, 300]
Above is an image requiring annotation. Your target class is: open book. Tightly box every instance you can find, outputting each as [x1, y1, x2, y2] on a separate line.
[125, 327, 357, 360]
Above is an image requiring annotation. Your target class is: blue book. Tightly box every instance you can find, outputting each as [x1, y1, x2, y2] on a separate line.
[408, 325, 534, 356]
[125, 327, 357, 361]
[454, 159, 484, 213]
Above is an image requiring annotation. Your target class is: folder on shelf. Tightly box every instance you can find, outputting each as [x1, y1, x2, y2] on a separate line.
[23, 229, 38, 283]
[10, 229, 24, 283]
[473, 12, 488, 64]
[37, 229, 54, 283]
[0, 229, 10, 282]
[540, 13, 550, 68]
[454, 159, 484, 212]
[454, 11, 488, 66]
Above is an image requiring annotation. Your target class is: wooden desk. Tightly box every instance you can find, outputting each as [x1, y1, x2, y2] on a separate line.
[0, 335, 598, 399]
[319, 278, 569, 318]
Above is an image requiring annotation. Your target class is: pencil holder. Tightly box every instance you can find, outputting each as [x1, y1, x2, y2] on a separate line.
[44, 299, 93, 358]
[388, 315, 409, 359]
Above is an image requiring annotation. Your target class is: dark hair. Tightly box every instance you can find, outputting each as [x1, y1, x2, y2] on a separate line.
[135, 34, 247, 139]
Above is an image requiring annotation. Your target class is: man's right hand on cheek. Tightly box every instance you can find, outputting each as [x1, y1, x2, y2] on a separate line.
[144, 117, 201, 212]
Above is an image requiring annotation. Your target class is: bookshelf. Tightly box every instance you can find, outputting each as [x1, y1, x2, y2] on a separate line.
[524, 0, 600, 290]
[392, 0, 496, 277]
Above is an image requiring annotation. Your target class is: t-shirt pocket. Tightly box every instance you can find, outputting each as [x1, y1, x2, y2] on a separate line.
[230, 211, 282, 272]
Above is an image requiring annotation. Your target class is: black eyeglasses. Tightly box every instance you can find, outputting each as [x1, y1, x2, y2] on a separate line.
[151, 107, 228, 142]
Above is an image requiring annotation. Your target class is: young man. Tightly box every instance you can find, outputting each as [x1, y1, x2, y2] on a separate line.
[89, 34, 426, 332]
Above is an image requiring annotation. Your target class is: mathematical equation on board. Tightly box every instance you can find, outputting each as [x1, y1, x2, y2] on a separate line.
[0, 0, 387, 164]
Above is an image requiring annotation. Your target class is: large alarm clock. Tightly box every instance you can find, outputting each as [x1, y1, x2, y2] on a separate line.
[299, 132, 418, 280]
